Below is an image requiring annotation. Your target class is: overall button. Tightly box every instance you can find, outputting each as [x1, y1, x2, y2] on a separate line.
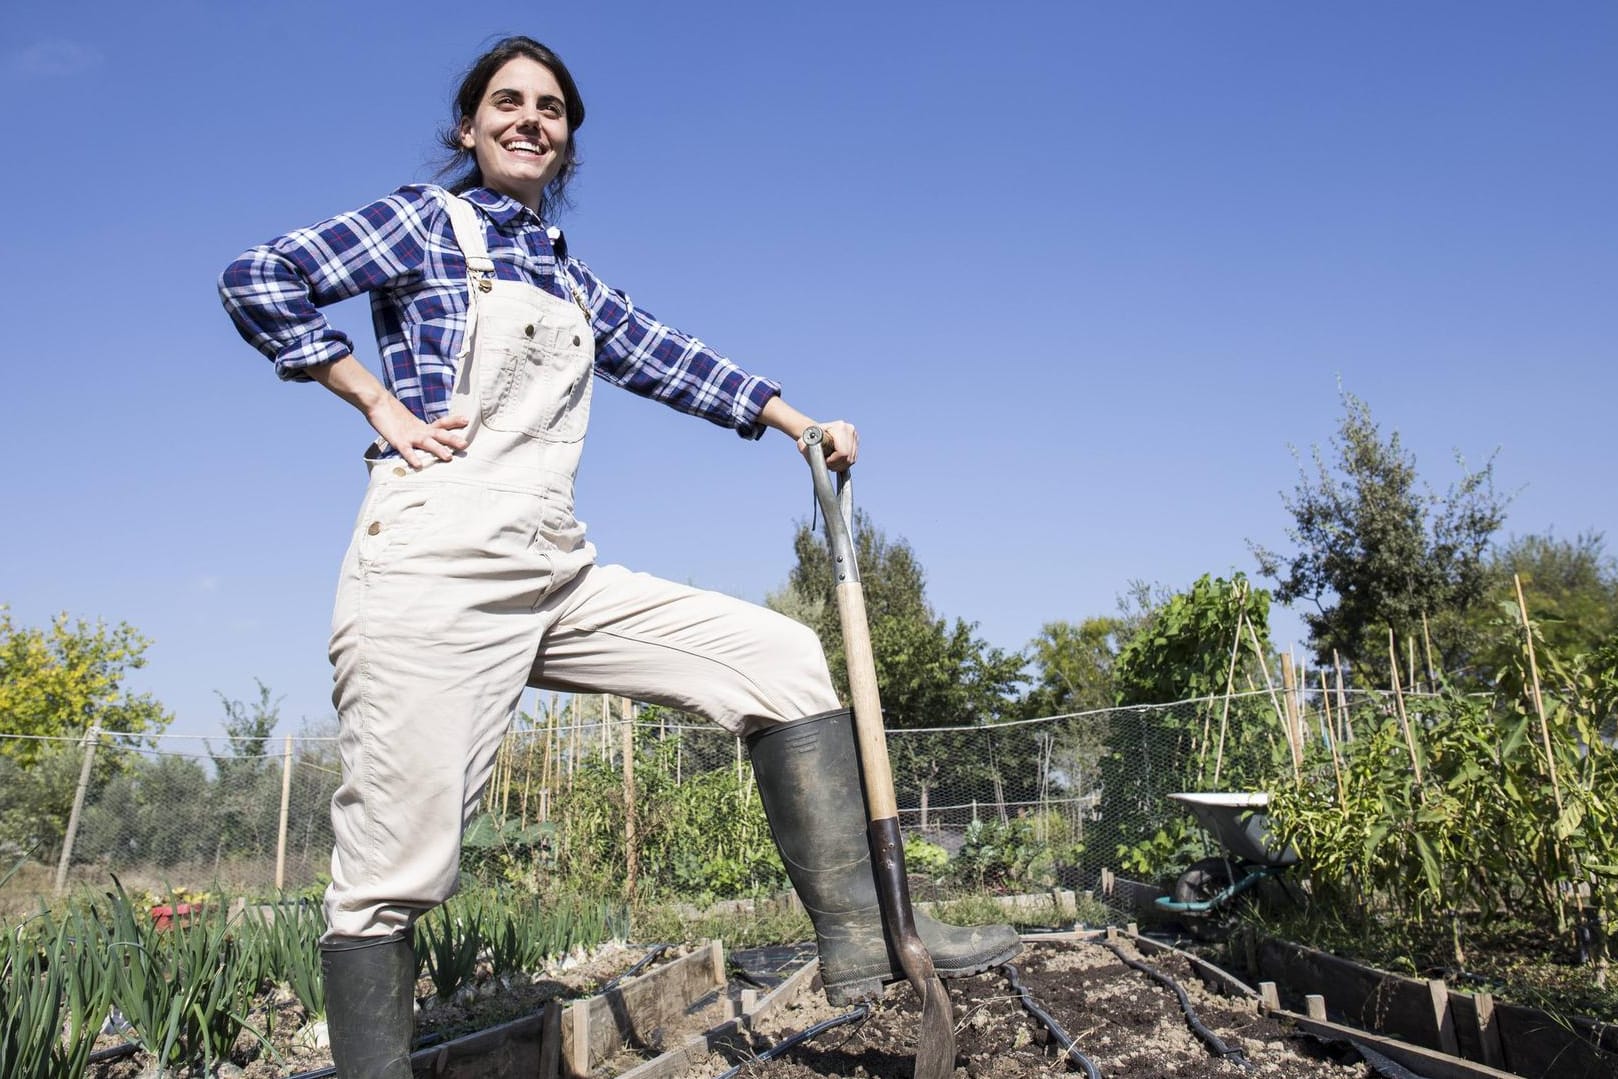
[524, 324, 535, 337]
[367, 521, 382, 536]
[476, 278, 492, 293]
[392, 467, 407, 477]
[572, 335, 581, 346]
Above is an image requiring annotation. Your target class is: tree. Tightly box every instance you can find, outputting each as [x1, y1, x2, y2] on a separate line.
[1251, 390, 1507, 679]
[208, 681, 285, 863]
[1022, 618, 1126, 718]
[1483, 532, 1617, 658]
[768, 513, 1025, 815]
[0, 608, 171, 767]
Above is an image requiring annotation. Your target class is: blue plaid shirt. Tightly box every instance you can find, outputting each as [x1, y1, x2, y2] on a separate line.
[219, 185, 780, 439]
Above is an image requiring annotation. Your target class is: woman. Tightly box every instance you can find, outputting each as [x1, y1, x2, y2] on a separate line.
[221, 36, 1016, 1078]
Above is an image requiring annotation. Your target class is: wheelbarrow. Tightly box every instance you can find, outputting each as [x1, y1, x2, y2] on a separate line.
[1154, 792, 1299, 917]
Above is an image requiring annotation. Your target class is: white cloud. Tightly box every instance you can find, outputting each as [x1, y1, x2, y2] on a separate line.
[6, 40, 103, 79]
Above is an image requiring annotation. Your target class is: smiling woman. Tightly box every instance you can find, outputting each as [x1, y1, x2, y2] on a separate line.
[436, 37, 585, 219]
[215, 32, 1015, 1079]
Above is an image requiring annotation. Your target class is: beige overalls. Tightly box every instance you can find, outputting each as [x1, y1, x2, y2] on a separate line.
[323, 193, 839, 942]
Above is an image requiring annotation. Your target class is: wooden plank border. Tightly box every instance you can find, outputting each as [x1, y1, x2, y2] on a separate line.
[561, 941, 727, 1077]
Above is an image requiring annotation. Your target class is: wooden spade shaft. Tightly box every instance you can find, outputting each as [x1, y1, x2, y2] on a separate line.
[804, 427, 955, 1079]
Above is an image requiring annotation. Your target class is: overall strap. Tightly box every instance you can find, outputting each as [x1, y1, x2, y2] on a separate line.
[441, 194, 496, 365]
[442, 193, 495, 270]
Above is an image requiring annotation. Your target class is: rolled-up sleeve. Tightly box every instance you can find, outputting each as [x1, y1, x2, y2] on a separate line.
[218, 187, 438, 381]
[568, 258, 781, 440]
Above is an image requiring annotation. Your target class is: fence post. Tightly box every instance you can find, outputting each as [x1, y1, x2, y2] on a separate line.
[275, 734, 294, 891]
[54, 723, 101, 896]
[622, 697, 637, 899]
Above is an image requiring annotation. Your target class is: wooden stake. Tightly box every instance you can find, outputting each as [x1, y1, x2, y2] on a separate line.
[1475, 992, 1503, 1068]
[539, 705, 554, 822]
[1332, 651, 1352, 741]
[622, 697, 637, 900]
[1514, 574, 1580, 939]
[568, 695, 579, 790]
[1319, 673, 1346, 807]
[539, 1000, 562, 1079]
[1387, 629, 1424, 786]
[1280, 652, 1303, 776]
[275, 735, 294, 891]
[520, 730, 535, 827]
[1513, 574, 1563, 809]
[1244, 619, 1289, 749]
[1420, 612, 1437, 689]
[1209, 600, 1247, 785]
[1427, 978, 1459, 1056]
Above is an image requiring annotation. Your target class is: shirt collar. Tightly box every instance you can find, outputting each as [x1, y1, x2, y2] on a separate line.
[463, 186, 534, 227]
[463, 187, 567, 254]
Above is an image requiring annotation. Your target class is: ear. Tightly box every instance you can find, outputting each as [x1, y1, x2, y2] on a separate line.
[458, 118, 476, 150]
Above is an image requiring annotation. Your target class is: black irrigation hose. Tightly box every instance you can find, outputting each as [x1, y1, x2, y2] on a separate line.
[713, 1002, 870, 1079]
[1098, 940, 1250, 1069]
[85, 1040, 140, 1065]
[1000, 962, 1103, 1079]
[602, 941, 672, 992]
[1351, 1040, 1430, 1079]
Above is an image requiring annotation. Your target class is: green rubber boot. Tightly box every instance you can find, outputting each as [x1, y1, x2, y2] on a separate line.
[321, 932, 416, 1078]
[748, 708, 1022, 1005]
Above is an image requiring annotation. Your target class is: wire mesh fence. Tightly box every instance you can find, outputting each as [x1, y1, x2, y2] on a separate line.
[0, 688, 1411, 915]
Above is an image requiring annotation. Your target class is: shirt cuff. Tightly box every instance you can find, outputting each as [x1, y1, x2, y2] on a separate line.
[732, 377, 783, 440]
[274, 335, 354, 382]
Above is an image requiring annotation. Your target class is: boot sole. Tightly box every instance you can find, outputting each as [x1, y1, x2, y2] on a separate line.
[822, 940, 1023, 1006]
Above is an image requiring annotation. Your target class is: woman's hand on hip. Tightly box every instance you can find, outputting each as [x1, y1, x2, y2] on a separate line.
[308, 354, 469, 468]
[369, 400, 471, 468]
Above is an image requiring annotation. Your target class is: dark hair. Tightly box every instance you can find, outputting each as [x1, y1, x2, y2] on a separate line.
[437, 36, 586, 218]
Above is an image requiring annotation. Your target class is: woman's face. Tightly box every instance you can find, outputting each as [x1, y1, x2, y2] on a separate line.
[459, 56, 571, 210]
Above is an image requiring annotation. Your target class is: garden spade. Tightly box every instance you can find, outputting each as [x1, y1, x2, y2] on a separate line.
[802, 426, 956, 1079]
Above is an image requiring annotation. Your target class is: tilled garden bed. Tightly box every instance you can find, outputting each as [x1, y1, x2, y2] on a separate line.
[690, 935, 1373, 1079]
[83, 931, 1546, 1077]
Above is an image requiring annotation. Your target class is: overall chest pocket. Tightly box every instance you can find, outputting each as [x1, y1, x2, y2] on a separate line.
[477, 313, 594, 443]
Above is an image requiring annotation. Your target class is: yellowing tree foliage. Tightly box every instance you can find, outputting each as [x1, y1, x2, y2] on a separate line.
[0, 608, 171, 766]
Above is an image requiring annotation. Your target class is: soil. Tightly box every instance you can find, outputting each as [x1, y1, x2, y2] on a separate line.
[85, 937, 1385, 1078]
[688, 937, 1377, 1079]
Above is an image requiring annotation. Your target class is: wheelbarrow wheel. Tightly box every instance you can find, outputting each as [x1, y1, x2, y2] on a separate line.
[1172, 857, 1244, 940]
[1173, 857, 1237, 906]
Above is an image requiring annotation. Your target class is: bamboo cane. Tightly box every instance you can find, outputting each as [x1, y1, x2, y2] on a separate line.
[1320, 673, 1347, 807]
[1333, 651, 1352, 741]
[520, 729, 535, 827]
[622, 697, 637, 899]
[1513, 574, 1563, 809]
[539, 703, 553, 820]
[1421, 612, 1437, 689]
[1244, 618, 1289, 747]
[568, 695, 579, 790]
[1280, 652, 1304, 776]
[275, 735, 294, 891]
[1387, 629, 1424, 786]
[1514, 577, 1584, 941]
[1209, 597, 1247, 785]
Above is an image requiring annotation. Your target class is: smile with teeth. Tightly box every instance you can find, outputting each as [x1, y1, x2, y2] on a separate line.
[504, 139, 547, 157]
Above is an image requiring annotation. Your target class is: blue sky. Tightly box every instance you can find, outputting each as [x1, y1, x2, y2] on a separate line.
[3, 2, 1614, 740]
